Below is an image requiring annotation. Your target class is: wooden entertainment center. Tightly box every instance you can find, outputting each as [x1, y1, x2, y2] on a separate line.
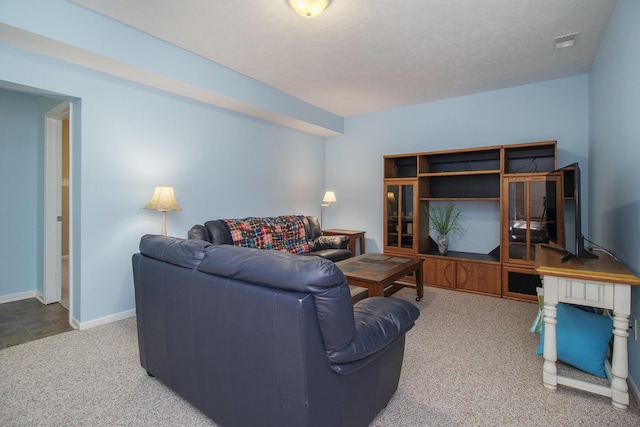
[383, 140, 564, 302]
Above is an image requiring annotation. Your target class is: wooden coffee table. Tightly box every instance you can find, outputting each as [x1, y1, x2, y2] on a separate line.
[336, 253, 424, 302]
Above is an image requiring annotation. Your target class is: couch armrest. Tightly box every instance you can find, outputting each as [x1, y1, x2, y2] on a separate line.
[312, 235, 349, 250]
[326, 297, 419, 373]
[139, 234, 211, 268]
[188, 224, 210, 242]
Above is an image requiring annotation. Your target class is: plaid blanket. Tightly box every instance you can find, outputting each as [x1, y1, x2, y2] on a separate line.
[223, 216, 310, 254]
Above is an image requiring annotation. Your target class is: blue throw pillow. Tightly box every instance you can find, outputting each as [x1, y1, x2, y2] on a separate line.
[536, 303, 613, 378]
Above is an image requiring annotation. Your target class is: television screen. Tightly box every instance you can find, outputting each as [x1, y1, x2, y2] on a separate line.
[547, 163, 597, 262]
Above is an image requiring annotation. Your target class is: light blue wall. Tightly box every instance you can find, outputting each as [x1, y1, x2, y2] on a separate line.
[0, 0, 342, 136]
[326, 76, 590, 254]
[0, 89, 39, 297]
[589, 0, 640, 390]
[0, 44, 325, 324]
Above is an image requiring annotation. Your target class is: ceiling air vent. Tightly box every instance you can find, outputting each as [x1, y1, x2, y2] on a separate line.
[554, 32, 579, 49]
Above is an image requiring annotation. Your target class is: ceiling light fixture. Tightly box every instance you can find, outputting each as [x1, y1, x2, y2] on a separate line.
[288, 0, 331, 18]
[554, 32, 579, 49]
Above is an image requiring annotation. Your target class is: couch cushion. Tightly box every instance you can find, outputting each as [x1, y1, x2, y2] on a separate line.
[304, 215, 323, 240]
[203, 220, 234, 245]
[197, 245, 355, 353]
[139, 234, 211, 269]
[187, 224, 210, 242]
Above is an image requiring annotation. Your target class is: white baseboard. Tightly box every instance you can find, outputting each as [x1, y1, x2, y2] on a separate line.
[70, 315, 81, 330]
[0, 290, 37, 304]
[77, 308, 136, 330]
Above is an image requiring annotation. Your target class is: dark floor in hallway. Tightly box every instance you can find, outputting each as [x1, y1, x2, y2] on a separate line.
[0, 298, 73, 349]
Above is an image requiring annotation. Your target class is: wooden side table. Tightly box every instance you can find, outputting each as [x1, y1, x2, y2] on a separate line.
[322, 229, 366, 256]
[535, 244, 640, 411]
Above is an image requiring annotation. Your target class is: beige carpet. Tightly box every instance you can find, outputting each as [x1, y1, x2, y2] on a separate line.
[1, 286, 638, 426]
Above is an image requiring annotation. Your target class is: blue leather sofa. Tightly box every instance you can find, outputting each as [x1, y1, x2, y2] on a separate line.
[132, 234, 419, 427]
[188, 215, 353, 262]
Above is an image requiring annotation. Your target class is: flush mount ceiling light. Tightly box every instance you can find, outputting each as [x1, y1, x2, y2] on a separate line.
[554, 32, 579, 49]
[288, 0, 331, 18]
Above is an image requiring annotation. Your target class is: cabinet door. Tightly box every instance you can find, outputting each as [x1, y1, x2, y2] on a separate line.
[503, 176, 561, 265]
[424, 258, 455, 288]
[385, 180, 416, 251]
[456, 261, 501, 295]
[502, 266, 541, 302]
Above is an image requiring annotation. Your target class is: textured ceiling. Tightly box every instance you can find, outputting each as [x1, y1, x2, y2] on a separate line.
[69, 0, 616, 117]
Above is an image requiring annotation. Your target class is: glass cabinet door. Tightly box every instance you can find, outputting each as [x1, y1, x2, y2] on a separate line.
[386, 185, 400, 247]
[385, 181, 415, 251]
[506, 178, 559, 263]
[508, 180, 528, 261]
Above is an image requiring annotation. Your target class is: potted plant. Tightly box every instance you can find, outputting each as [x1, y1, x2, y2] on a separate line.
[424, 203, 463, 254]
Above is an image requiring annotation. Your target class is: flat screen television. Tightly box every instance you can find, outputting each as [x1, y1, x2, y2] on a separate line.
[547, 162, 597, 262]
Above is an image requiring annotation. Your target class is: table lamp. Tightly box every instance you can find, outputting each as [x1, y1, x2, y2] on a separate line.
[144, 186, 182, 236]
[321, 190, 337, 228]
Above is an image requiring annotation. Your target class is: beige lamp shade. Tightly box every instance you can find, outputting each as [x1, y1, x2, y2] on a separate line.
[289, 0, 330, 18]
[144, 186, 182, 212]
[320, 190, 336, 229]
[322, 190, 337, 204]
[144, 186, 181, 236]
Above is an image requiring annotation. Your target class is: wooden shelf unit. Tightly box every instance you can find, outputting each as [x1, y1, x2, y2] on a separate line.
[383, 141, 558, 300]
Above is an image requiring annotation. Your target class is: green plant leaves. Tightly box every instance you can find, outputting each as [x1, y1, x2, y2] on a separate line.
[425, 203, 464, 236]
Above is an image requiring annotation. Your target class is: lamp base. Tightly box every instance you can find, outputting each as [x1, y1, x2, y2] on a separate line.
[161, 211, 167, 236]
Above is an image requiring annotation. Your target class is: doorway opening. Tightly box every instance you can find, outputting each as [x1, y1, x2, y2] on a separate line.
[43, 101, 73, 326]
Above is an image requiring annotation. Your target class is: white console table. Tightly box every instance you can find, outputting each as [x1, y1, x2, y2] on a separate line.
[535, 245, 640, 410]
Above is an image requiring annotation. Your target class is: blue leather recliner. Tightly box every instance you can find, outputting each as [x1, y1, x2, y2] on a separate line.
[132, 234, 419, 427]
